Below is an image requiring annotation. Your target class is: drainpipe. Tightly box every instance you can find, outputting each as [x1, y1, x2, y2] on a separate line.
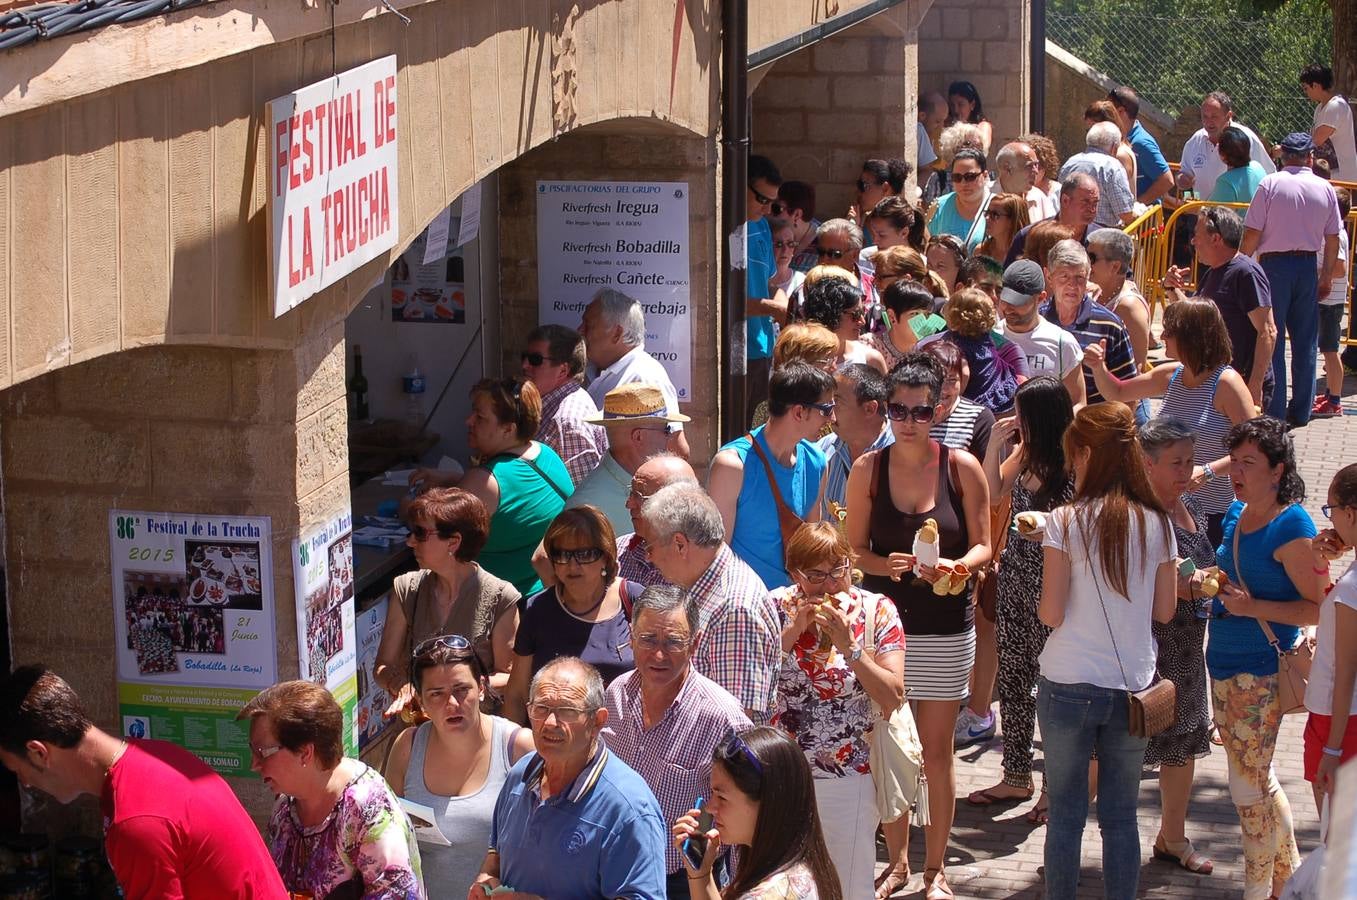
[1030, 0, 1045, 133]
[719, 0, 749, 443]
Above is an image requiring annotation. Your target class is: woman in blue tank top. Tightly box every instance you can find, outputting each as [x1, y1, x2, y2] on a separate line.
[385, 635, 535, 897]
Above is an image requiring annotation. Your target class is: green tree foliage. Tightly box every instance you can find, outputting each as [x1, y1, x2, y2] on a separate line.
[1049, 0, 1332, 141]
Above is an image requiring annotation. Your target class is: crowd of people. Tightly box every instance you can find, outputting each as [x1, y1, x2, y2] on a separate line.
[2, 69, 1357, 900]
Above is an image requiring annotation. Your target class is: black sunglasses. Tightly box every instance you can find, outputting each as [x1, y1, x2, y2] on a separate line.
[521, 352, 559, 367]
[716, 729, 764, 777]
[952, 171, 985, 183]
[770, 201, 787, 216]
[409, 523, 452, 542]
[752, 187, 776, 206]
[817, 247, 848, 259]
[550, 547, 605, 566]
[885, 402, 935, 423]
[857, 178, 881, 193]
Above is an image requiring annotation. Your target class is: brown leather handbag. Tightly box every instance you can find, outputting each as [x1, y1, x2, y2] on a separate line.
[744, 432, 807, 550]
[1233, 523, 1314, 715]
[1090, 559, 1177, 739]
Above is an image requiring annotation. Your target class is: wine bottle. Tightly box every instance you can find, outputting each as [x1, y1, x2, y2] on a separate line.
[349, 345, 370, 421]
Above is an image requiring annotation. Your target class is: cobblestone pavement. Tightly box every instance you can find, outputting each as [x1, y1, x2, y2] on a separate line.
[871, 362, 1354, 898]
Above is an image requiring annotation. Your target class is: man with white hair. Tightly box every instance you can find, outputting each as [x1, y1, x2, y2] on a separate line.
[1178, 91, 1275, 200]
[579, 288, 689, 458]
[996, 141, 1056, 222]
[1058, 122, 1136, 227]
[1040, 239, 1138, 405]
[637, 483, 781, 723]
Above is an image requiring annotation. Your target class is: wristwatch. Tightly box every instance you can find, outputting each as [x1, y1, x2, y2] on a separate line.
[846, 644, 863, 663]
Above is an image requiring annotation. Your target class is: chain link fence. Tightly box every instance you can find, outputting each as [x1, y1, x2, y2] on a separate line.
[1048, 0, 1331, 144]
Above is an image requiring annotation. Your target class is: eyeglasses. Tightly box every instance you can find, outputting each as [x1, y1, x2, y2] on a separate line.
[843, 307, 866, 322]
[251, 744, 284, 762]
[802, 400, 837, 417]
[409, 524, 449, 542]
[716, 729, 764, 777]
[1322, 504, 1351, 519]
[627, 485, 659, 505]
[751, 187, 776, 206]
[414, 634, 473, 656]
[983, 209, 1010, 219]
[951, 171, 985, 184]
[796, 560, 851, 585]
[856, 179, 881, 193]
[634, 633, 690, 653]
[527, 703, 593, 724]
[886, 402, 935, 423]
[773, 240, 798, 250]
[771, 202, 787, 216]
[521, 351, 558, 367]
[816, 247, 848, 259]
[549, 547, 605, 566]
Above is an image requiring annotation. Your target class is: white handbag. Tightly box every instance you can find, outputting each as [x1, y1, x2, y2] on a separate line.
[862, 593, 929, 825]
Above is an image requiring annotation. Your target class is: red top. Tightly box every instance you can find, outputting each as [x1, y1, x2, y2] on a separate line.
[101, 739, 286, 899]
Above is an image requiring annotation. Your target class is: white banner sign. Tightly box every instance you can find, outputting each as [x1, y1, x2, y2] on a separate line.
[268, 55, 400, 318]
[535, 181, 692, 400]
[293, 510, 360, 754]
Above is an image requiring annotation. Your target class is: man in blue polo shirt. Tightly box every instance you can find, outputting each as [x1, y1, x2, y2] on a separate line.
[1040, 239, 1137, 407]
[472, 657, 667, 900]
[1109, 86, 1173, 206]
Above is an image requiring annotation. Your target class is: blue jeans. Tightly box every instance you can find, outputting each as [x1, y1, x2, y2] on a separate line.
[1260, 253, 1320, 424]
[1037, 677, 1148, 900]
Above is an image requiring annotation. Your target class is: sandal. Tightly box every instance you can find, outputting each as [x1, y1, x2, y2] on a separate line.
[924, 867, 954, 900]
[1152, 836, 1214, 875]
[1024, 788, 1049, 826]
[966, 782, 1034, 806]
[874, 864, 910, 899]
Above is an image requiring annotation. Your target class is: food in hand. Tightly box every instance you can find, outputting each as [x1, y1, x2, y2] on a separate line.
[1198, 566, 1228, 597]
[1015, 511, 1046, 536]
[913, 518, 941, 567]
[947, 562, 971, 595]
[931, 564, 955, 596]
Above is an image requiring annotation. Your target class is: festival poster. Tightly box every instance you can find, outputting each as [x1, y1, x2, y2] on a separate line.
[535, 180, 693, 399]
[390, 226, 467, 324]
[109, 511, 278, 777]
[355, 594, 395, 751]
[293, 510, 360, 755]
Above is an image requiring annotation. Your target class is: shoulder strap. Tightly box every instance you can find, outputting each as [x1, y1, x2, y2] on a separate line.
[519, 448, 570, 501]
[1232, 510, 1286, 650]
[744, 432, 805, 538]
[869, 445, 886, 501]
[1089, 556, 1133, 691]
[406, 571, 429, 660]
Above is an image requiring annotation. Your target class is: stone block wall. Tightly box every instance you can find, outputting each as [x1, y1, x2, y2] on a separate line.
[495, 124, 721, 464]
[0, 328, 349, 830]
[917, 0, 1030, 154]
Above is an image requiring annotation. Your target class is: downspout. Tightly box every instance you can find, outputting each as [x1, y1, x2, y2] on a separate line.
[1029, 0, 1045, 132]
[719, 0, 749, 443]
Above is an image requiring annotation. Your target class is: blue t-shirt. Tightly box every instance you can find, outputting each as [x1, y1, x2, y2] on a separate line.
[927, 192, 987, 252]
[1207, 500, 1317, 680]
[490, 747, 668, 899]
[1128, 121, 1170, 199]
[722, 426, 827, 590]
[1209, 162, 1267, 205]
[746, 217, 776, 360]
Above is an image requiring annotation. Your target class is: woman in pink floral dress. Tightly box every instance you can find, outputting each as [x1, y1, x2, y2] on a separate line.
[771, 522, 905, 898]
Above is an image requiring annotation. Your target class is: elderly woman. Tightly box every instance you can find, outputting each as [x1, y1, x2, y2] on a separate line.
[1209, 417, 1322, 899]
[974, 193, 1029, 263]
[1083, 297, 1255, 544]
[1043, 239, 1138, 406]
[1019, 132, 1062, 199]
[502, 505, 641, 723]
[385, 635, 534, 897]
[806, 218, 876, 305]
[1136, 418, 1216, 876]
[239, 681, 424, 899]
[374, 488, 520, 720]
[1209, 126, 1268, 204]
[773, 522, 905, 897]
[1087, 228, 1151, 375]
[801, 271, 887, 373]
[928, 149, 991, 253]
[928, 287, 1026, 415]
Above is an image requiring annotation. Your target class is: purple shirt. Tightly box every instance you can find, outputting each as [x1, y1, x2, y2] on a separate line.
[602, 669, 751, 874]
[1243, 166, 1342, 254]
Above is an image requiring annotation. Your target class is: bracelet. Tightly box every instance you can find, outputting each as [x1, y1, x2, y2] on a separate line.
[1322, 746, 1344, 758]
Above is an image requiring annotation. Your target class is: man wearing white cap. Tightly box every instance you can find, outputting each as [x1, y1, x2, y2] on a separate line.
[566, 383, 689, 535]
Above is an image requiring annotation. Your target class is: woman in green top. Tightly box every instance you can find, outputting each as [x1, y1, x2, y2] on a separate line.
[1209, 126, 1267, 205]
[458, 378, 572, 596]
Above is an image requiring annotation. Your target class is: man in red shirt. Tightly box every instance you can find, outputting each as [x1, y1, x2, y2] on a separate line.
[0, 666, 285, 899]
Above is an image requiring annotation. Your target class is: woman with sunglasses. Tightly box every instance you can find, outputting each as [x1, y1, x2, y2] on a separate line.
[924, 235, 965, 296]
[502, 506, 641, 724]
[374, 488, 520, 722]
[385, 635, 535, 897]
[674, 727, 843, 900]
[800, 272, 887, 374]
[927, 150, 991, 255]
[771, 522, 904, 897]
[238, 681, 424, 899]
[850, 158, 908, 228]
[845, 352, 992, 900]
[974, 193, 1029, 263]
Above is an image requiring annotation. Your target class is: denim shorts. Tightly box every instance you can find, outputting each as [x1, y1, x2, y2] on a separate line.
[1319, 303, 1345, 352]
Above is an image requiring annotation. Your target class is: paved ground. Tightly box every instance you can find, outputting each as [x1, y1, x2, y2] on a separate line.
[871, 351, 1353, 898]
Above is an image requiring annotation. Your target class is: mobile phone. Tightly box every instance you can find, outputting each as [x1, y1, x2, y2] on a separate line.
[682, 798, 715, 870]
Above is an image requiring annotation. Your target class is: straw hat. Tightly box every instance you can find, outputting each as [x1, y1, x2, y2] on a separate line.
[585, 383, 691, 427]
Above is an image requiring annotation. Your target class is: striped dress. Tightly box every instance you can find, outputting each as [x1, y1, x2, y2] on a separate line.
[1159, 364, 1236, 516]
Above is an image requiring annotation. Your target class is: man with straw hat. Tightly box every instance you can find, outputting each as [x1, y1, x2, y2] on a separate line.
[568, 383, 690, 534]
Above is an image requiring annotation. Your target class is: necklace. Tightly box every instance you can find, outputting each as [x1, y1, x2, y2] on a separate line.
[104, 740, 129, 779]
[560, 584, 609, 619]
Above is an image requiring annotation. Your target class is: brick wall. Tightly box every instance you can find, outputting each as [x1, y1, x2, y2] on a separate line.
[917, 0, 1030, 154]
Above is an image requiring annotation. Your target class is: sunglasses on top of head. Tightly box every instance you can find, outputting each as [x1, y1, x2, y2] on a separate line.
[885, 402, 935, 423]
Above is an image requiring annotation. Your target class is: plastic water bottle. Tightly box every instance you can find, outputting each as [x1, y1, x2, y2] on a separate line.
[402, 360, 426, 431]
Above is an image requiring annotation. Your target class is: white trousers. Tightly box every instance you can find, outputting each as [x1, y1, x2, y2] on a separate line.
[813, 771, 880, 898]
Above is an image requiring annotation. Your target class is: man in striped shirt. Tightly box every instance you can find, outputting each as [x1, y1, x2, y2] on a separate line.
[618, 454, 698, 586]
[817, 363, 892, 508]
[638, 484, 782, 723]
[603, 585, 751, 897]
[1040, 239, 1138, 407]
[523, 324, 607, 487]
